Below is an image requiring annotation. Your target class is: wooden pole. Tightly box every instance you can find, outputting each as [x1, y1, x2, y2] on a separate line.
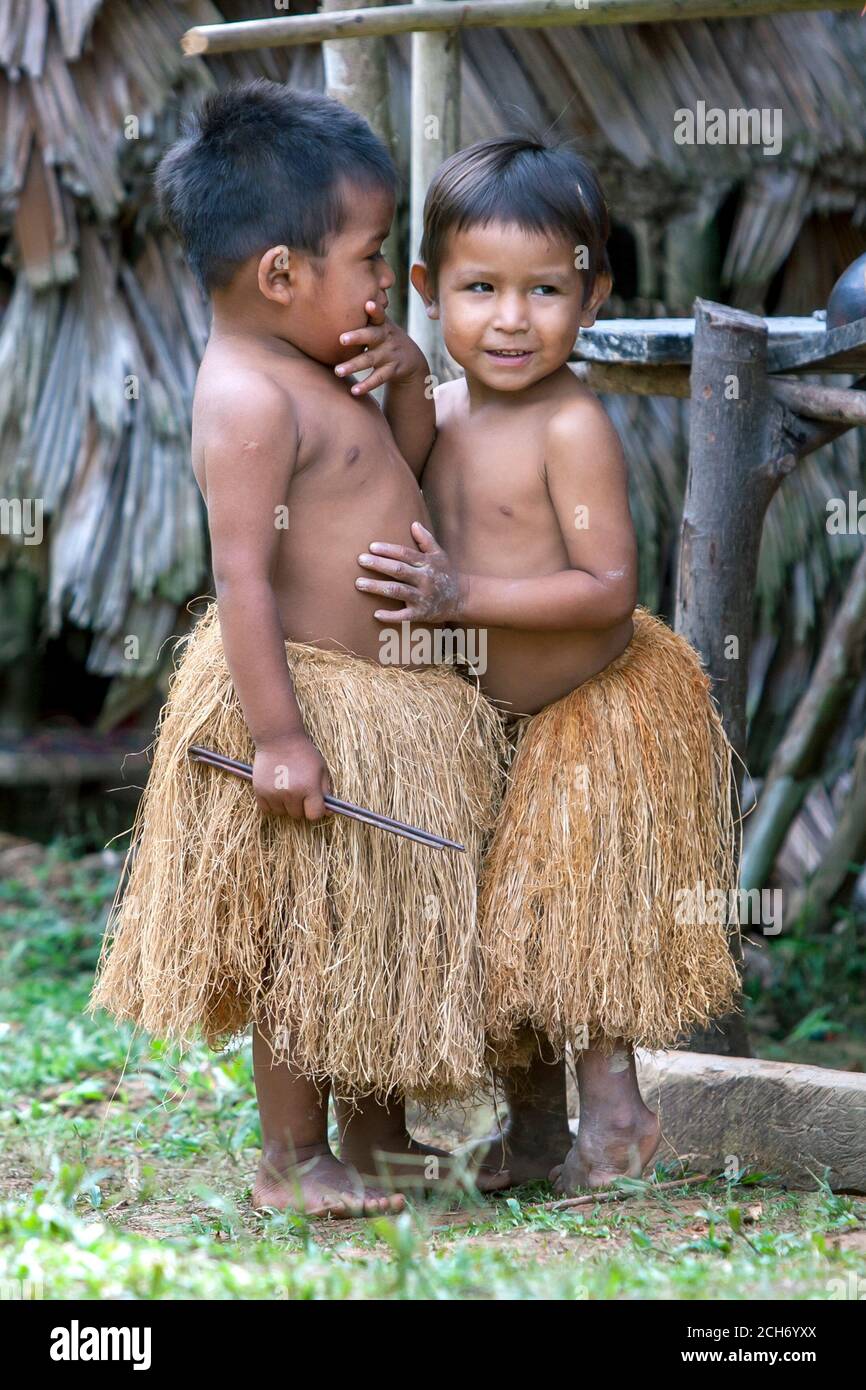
[770, 376, 866, 426]
[182, 0, 860, 55]
[676, 301, 780, 765]
[409, 0, 461, 384]
[321, 0, 393, 149]
[675, 300, 785, 1058]
[320, 0, 404, 320]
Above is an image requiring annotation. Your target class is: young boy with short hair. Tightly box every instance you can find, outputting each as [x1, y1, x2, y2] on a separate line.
[355, 136, 741, 1193]
[88, 82, 508, 1218]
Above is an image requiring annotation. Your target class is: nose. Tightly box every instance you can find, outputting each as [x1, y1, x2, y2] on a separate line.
[379, 257, 396, 293]
[492, 291, 530, 333]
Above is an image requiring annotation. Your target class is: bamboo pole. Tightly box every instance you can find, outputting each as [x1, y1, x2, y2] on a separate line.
[320, 0, 404, 319]
[409, 0, 461, 383]
[182, 1, 860, 55]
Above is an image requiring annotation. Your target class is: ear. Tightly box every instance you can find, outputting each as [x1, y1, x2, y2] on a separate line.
[578, 271, 612, 328]
[257, 245, 294, 306]
[410, 261, 440, 321]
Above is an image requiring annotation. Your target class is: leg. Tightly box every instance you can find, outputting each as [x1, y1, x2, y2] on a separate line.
[252, 1023, 405, 1217]
[468, 1031, 573, 1185]
[553, 1040, 661, 1194]
[334, 1091, 512, 1194]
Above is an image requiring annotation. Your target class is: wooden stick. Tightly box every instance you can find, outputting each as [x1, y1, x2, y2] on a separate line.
[181, 1, 858, 56]
[428, 1173, 713, 1229]
[770, 375, 866, 425]
[538, 1172, 711, 1212]
[188, 744, 465, 852]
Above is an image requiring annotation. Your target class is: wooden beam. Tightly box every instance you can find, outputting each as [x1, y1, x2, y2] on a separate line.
[770, 376, 866, 476]
[182, 1, 860, 56]
[770, 375, 866, 426]
[767, 315, 866, 375]
[574, 314, 831, 367]
[570, 360, 690, 397]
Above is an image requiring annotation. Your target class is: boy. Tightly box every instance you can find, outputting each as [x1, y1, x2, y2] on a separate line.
[354, 136, 742, 1193]
[88, 83, 508, 1218]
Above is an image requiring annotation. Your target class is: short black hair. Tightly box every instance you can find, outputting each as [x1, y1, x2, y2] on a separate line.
[419, 136, 611, 305]
[156, 80, 397, 291]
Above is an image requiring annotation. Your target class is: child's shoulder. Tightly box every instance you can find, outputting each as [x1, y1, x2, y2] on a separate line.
[432, 374, 468, 425]
[543, 375, 625, 473]
[194, 342, 299, 436]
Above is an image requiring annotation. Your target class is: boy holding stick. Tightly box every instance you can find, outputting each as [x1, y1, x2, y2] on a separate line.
[89, 84, 509, 1217]
[354, 136, 742, 1193]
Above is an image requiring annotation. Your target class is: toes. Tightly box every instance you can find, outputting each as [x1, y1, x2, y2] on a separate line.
[361, 1189, 405, 1216]
[548, 1163, 563, 1184]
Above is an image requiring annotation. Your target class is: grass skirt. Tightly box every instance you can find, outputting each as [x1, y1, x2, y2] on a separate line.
[479, 605, 742, 1065]
[88, 602, 505, 1104]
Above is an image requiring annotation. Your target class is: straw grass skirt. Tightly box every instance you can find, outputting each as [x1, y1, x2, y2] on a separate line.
[480, 605, 742, 1067]
[88, 602, 505, 1104]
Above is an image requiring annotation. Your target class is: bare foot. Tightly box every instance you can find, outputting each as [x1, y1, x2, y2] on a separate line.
[552, 1104, 661, 1194]
[253, 1144, 405, 1218]
[341, 1137, 512, 1194]
[463, 1118, 571, 1187]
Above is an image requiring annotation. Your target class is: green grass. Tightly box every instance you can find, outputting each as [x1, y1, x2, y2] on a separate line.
[1, 842, 865, 1300]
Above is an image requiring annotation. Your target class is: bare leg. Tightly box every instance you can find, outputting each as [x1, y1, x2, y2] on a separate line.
[252, 1024, 405, 1217]
[334, 1092, 512, 1194]
[553, 1041, 661, 1194]
[467, 1033, 573, 1185]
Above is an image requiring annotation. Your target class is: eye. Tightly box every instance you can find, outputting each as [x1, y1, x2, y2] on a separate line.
[367, 249, 384, 262]
[466, 281, 494, 293]
[531, 285, 560, 296]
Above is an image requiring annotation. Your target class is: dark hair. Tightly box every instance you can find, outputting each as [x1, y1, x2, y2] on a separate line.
[419, 136, 611, 305]
[156, 79, 397, 291]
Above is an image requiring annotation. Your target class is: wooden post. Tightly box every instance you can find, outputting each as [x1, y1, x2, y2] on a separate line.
[321, 0, 404, 321]
[408, 0, 461, 383]
[675, 299, 786, 1058]
[676, 301, 782, 764]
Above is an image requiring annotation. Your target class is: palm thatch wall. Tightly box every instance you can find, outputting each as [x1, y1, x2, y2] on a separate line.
[0, 1, 864, 791]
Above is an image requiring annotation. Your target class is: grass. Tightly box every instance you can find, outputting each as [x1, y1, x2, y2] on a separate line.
[1, 841, 865, 1300]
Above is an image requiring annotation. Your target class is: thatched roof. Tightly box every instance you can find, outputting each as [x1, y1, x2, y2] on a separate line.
[0, 1, 319, 684]
[0, 1, 864, 758]
[459, 10, 866, 313]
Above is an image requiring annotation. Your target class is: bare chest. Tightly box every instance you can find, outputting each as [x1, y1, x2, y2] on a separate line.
[425, 417, 552, 540]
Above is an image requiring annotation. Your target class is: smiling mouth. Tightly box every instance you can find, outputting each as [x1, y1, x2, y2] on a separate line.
[484, 348, 534, 362]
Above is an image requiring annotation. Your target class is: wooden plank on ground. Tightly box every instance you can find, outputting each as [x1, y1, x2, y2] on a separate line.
[630, 1050, 866, 1193]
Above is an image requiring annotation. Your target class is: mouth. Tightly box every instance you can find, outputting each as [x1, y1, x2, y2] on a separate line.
[483, 348, 534, 366]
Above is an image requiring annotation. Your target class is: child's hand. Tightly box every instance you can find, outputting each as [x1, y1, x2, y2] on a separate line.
[356, 521, 467, 623]
[335, 301, 428, 397]
[252, 732, 333, 820]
